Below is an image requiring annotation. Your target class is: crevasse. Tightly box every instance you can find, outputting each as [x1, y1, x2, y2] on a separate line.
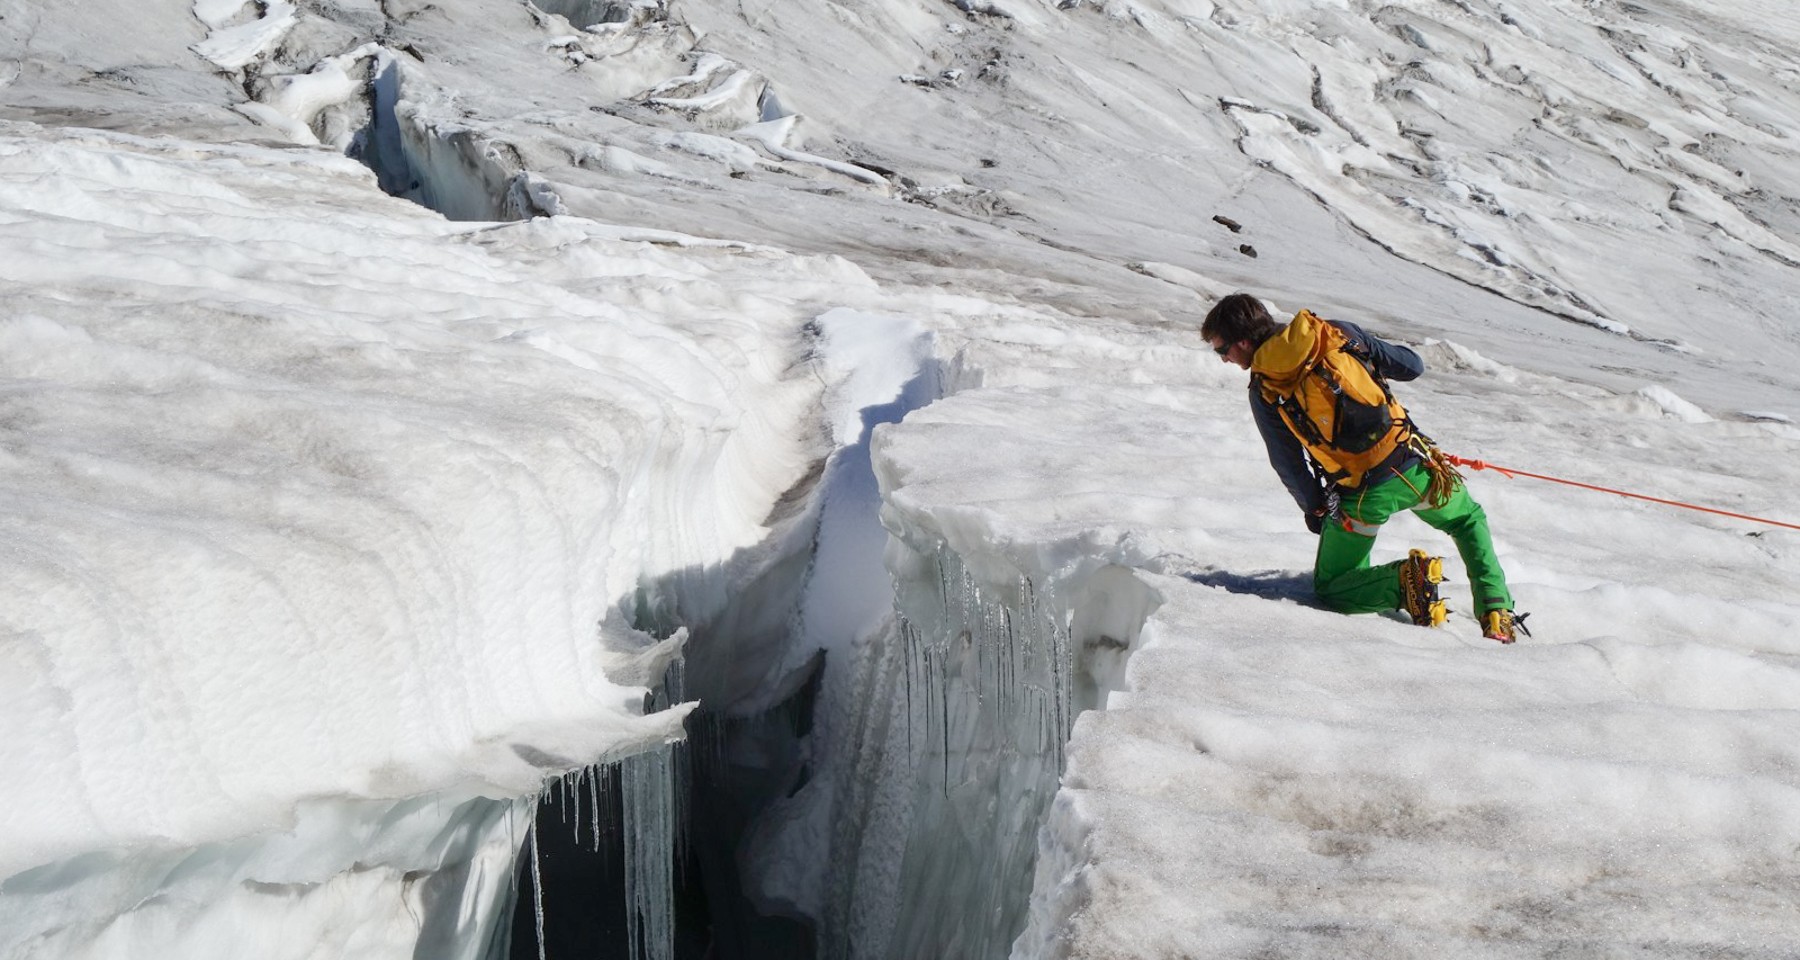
[510, 323, 1161, 960]
[723, 329, 1163, 959]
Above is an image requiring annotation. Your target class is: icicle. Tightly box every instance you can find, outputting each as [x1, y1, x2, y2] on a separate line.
[672, 740, 691, 891]
[622, 745, 675, 960]
[529, 816, 547, 960]
[960, 566, 978, 638]
[903, 616, 916, 756]
[601, 763, 615, 853]
[1022, 575, 1040, 668]
[919, 643, 934, 772]
[568, 772, 581, 846]
[1051, 613, 1071, 766]
[979, 600, 992, 707]
[941, 650, 952, 797]
[1000, 605, 1016, 722]
[975, 627, 988, 708]
[658, 658, 692, 890]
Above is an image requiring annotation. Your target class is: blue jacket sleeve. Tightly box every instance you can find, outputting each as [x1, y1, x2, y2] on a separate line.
[1249, 382, 1326, 516]
[1332, 320, 1423, 382]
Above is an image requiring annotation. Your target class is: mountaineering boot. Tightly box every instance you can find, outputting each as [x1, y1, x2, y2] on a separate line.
[1399, 549, 1447, 627]
[1481, 610, 1531, 644]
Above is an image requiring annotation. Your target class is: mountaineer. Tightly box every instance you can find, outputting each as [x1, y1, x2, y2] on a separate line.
[1202, 292, 1527, 643]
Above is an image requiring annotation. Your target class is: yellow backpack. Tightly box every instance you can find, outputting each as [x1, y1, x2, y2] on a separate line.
[1251, 309, 1411, 488]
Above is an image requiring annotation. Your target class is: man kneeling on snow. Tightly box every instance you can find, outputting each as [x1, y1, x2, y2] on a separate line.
[1203, 292, 1527, 643]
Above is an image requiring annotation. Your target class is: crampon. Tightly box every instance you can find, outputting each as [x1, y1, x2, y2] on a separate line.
[1481, 609, 1531, 644]
[1400, 549, 1448, 627]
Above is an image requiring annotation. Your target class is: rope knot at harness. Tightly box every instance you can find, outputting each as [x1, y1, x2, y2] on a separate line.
[1445, 455, 1518, 479]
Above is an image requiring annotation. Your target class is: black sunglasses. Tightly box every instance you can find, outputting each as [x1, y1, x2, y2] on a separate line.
[1213, 341, 1233, 356]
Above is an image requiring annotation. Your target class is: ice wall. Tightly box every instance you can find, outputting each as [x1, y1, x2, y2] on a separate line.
[887, 547, 1080, 958]
[774, 524, 1158, 958]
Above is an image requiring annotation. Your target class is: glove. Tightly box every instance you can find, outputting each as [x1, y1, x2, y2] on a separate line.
[1305, 510, 1325, 535]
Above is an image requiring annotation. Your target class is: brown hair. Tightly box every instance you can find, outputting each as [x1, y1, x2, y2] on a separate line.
[1202, 293, 1281, 346]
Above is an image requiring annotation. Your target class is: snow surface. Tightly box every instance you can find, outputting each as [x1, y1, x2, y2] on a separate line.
[3, 0, 1800, 956]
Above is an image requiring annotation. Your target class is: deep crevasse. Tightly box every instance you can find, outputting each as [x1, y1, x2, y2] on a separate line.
[745, 384, 1166, 958]
[0, 116, 1173, 960]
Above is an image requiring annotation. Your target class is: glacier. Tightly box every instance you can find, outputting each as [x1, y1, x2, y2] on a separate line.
[5, 0, 1800, 956]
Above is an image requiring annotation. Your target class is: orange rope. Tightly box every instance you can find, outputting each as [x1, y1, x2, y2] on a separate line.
[1445, 454, 1800, 532]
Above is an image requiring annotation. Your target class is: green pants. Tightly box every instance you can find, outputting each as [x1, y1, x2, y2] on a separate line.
[1314, 464, 1513, 616]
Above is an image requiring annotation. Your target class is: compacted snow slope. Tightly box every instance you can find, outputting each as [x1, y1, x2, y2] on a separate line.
[2, 0, 1800, 957]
